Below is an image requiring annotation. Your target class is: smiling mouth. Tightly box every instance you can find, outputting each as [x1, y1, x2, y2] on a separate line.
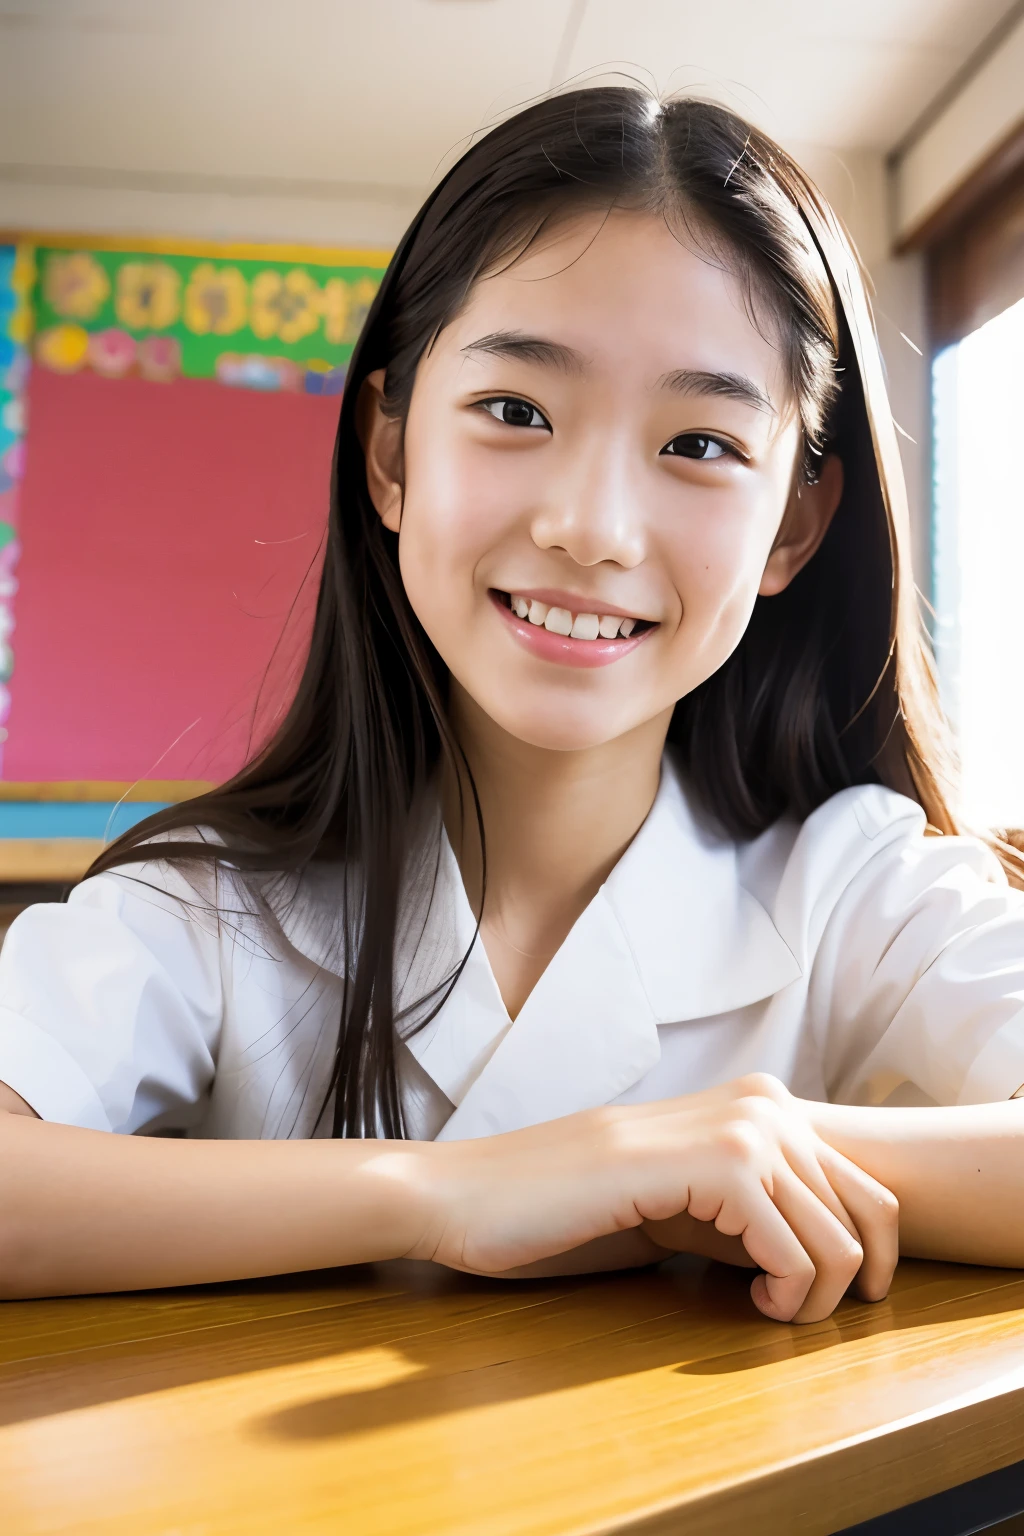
[494, 590, 656, 642]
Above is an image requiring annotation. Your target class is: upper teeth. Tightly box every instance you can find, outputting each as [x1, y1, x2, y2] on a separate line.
[510, 595, 638, 639]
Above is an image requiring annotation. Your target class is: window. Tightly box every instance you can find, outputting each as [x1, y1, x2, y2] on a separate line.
[925, 143, 1024, 829]
[933, 296, 1024, 825]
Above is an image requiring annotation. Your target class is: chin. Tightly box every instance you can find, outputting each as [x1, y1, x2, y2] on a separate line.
[484, 694, 639, 753]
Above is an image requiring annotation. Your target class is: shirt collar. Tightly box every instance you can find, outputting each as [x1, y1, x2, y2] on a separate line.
[602, 757, 802, 1022]
[267, 755, 801, 1138]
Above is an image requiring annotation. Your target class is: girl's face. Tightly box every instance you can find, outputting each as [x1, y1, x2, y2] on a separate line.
[362, 210, 841, 752]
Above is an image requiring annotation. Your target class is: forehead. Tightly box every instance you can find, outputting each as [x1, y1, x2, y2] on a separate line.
[442, 208, 787, 397]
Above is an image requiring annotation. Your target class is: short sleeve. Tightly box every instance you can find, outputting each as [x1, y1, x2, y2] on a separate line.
[0, 859, 225, 1133]
[808, 791, 1024, 1107]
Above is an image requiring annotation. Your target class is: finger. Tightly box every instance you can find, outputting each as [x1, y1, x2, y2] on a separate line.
[779, 1132, 898, 1303]
[716, 1184, 816, 1321]
[779, 1136, 863, 1243]
[769, 1165, 864, 1323]
[642, 1212, 758, 1268]
[816, 1144, 899, 1302]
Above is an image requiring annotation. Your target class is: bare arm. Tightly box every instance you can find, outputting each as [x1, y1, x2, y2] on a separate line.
[0, 1075, 901, 1320]
[0, 1095, 717, 1294]
[0, 1081, 675, 1290]
[808, 1097, 1024, 1267]
[0, 1090, 431, 1298]
[0, 1082, 39, 1117]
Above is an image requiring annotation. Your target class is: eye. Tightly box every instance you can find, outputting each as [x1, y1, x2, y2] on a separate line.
[661, 433, 732, 461]
[479, 397, 551, 430]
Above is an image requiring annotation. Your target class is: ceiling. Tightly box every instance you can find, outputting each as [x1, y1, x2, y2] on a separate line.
[0, 0, 1014, 209]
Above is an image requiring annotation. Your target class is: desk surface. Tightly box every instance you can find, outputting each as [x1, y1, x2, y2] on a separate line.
[5, 1257, 1024, 1536]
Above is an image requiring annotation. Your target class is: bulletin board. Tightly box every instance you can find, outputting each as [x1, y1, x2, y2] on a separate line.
[0, 234, 389, 863]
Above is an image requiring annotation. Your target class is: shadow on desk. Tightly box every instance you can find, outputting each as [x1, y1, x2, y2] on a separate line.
[7, 1255, 1024, 1535]
[3, 1251, 1023, 1444]
[262, 1258, 1024, 1447]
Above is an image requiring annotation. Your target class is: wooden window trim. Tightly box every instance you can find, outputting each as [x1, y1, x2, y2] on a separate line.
[901, 116, 1024, 351]
[896, 116, 1024, 256]
[928, 158, 1024, 350]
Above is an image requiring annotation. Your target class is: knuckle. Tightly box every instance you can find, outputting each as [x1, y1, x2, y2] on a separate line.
[734, 1071, 788, 1104]
[736, 1095, 786, 1140]
[839, 1237, 865, 1275]
[796, 1256, 817, 1288]
[716, 1118, 764, 1165]
[876, 1189, 900, 1226]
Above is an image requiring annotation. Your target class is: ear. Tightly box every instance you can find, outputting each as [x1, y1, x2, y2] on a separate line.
[759, 452, 843, 597]
[356, 368, 404, 533]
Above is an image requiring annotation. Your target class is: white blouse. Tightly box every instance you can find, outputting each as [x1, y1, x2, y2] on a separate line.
[1, 759, 1024, 1142]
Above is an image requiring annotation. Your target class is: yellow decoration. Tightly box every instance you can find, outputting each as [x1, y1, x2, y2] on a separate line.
[345, 276, 379, 344]
[318, 278, 350, 345]
[11, 244, 36, 298]
[8, 243, 36, 345]
[115, 261, 181, 330]
[8, 307, 32, 346]
[319, 275, 378, 346]
[250, 268, 321, 345]
[35, 324, 90, 373]
[23, 230, 392, 267]
[42, 251, 110, 321]
[183, 263, 248, 336]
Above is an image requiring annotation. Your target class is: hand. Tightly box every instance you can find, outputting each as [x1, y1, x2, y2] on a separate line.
[638, 1076, 900, 1319]
[410, 1073, 899, 1324]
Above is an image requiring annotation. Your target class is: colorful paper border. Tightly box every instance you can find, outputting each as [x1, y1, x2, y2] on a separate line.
[0, 243, 32, 781]
[0, 232, 389, 814]
[31, 240, 388, 395]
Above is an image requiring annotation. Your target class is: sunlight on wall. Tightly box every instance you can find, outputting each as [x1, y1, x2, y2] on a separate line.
[933, 296, 1024, 829]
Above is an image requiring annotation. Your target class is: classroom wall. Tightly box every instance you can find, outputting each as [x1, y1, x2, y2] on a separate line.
[0, 179, 422, 256]
[6, 145, 932, 596]
[801, 146, 930, 592]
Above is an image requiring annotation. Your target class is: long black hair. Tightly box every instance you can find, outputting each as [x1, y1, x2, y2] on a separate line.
[85, 87, 977, 1137]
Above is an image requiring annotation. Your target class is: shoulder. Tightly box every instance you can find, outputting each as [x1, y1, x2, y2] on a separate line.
[71, 828, 241, 922]
[75, 834, 358, 980]
[794, 784, 1002, 887]
[736, 784, 1009, 947]
[48, 828, 301, 968]
[777, 784, 926, 884]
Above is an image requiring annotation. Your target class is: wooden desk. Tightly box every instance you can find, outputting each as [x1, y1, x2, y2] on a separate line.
[4, 1256, 1024, 1535]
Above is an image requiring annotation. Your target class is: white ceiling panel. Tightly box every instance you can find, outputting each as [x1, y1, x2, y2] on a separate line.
[565, 0, 1012, 146]
[0, 0, 576, 186]
[0, 0, 1015, 198]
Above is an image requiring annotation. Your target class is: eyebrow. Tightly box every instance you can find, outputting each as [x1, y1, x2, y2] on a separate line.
[460, 330, 587, 375]
[658, 367, 775, 415]
[461, 331, 774, 415]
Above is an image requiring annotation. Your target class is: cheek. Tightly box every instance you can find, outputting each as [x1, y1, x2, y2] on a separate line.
[399, 416, 522, 584]
[662, 484, 783, 642]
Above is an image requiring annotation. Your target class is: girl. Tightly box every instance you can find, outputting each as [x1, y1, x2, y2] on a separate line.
[2, 89, 1024, 1325]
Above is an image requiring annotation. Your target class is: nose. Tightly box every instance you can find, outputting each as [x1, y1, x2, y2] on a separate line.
[529, 434, 646, 570]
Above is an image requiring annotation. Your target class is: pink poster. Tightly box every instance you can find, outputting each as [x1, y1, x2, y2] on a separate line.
[7, 366, 338, 786]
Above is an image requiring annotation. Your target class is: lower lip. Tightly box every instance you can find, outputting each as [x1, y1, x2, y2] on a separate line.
[489, 591, 655, 669]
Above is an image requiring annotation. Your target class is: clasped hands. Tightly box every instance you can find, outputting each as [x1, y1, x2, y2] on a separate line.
[415, 1073, 899, 1325]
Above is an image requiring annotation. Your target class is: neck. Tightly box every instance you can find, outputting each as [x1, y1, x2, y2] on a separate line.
[442, 684, 670, 1015]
